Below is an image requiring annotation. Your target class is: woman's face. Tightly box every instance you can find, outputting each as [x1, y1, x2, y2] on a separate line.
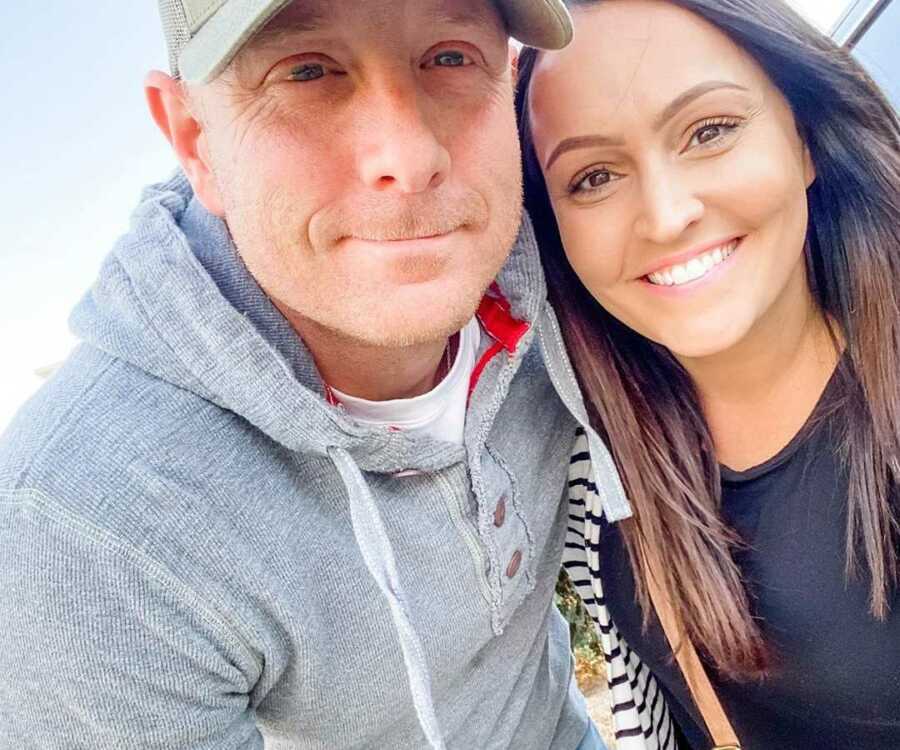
[528, 0, 816, 360]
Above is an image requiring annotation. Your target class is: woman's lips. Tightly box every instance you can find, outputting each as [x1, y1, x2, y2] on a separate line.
[645, 238, 741, 287]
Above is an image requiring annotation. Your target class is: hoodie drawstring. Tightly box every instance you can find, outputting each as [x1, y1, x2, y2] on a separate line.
[328, 446, 446, 750]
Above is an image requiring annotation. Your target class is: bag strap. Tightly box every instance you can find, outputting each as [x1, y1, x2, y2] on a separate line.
[641, 543, 741, 750]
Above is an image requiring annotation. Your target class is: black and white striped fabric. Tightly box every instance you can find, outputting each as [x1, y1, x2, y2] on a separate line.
[564, 429, 678, 750]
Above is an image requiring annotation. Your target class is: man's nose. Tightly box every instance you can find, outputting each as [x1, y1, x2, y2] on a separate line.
[356, 79, 451, 194]
[633, 168, 704, 245]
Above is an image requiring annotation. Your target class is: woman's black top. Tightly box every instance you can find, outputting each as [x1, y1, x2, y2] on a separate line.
[598, 362, 900, 749]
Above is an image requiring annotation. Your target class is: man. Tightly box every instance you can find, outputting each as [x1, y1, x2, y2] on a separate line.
[0, 1, 628, 747]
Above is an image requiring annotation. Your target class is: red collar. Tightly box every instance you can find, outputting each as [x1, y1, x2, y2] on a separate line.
[476, 281, 530, 354]
[324, 281, 530, 407]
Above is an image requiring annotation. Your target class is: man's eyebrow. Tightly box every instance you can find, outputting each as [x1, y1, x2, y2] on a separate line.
[228, 7, 326, 81]
[432, 6, 499, 29]
[544, 80, 749, 170]
[245, 8, 327, 51]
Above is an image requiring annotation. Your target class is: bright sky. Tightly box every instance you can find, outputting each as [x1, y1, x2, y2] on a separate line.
[0, 0, 854, 431]
[0, 3, 175, 430]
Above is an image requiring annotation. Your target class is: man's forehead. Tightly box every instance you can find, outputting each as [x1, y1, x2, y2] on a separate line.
[253, 0, 505, 45]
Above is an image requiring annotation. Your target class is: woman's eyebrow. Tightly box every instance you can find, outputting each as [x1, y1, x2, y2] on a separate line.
[544, 80, 749, 170]
[652, 80, 749, 131]
[545, 134, 625, 170]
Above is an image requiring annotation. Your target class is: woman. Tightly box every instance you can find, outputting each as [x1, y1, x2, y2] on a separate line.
[517, 1, 900, 748]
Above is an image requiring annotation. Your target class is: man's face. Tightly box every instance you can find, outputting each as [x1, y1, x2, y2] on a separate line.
[194, 0, 522, 349]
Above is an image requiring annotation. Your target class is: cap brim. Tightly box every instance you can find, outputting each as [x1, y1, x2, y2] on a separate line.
[497, 0, 573, 50]
[179, 0, 572, 84]
[179, 0, 293, 83]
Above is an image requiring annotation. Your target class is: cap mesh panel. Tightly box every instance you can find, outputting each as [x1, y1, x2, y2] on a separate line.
[158, 0, 191, 77]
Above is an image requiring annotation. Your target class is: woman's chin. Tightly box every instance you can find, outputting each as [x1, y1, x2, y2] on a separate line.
[645, 319, 751, 363]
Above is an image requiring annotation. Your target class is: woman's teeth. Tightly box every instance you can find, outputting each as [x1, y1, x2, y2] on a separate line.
[646, 240, 739, 287]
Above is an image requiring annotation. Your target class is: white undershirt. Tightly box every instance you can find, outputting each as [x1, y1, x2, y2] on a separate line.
[330, 317, 482, 445]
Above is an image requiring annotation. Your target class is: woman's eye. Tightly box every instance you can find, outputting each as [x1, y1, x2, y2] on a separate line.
[686, 119, 741, 150]
[695, 125, 726, 144]
[288, 63, 326, 82]
[570, 168, 618, 195]
[427, 50, 470, 68]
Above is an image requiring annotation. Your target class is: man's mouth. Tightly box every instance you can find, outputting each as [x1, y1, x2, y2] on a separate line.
[356, 231, 451, 243]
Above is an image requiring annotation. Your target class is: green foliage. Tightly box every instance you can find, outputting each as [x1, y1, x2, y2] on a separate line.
[555, 568, 601, 652]
[555, 568, 606, 691]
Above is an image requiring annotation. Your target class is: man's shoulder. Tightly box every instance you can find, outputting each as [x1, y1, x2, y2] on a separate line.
[0, 345, 275, 541]
[0, 344, 311, 630]
[5, 345, 226, 471]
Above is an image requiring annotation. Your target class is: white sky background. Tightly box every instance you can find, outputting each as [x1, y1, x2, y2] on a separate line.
[0, 0, 854, 430]
[0, 2, 175, 430]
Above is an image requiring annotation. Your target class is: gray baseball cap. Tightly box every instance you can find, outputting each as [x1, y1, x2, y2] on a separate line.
[159, 0, 573, 83]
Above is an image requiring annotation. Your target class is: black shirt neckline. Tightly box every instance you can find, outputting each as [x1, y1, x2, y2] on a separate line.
[719, 355, 846, 485]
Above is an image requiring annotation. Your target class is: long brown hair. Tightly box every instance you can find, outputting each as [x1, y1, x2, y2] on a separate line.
[517, 0, 900, 679]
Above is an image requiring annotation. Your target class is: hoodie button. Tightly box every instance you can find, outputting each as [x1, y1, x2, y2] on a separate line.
[506, 550, 523, 578]
[493, 496, 507, 528]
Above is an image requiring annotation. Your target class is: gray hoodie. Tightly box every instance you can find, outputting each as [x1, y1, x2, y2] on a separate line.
[0, 172, 630, 749]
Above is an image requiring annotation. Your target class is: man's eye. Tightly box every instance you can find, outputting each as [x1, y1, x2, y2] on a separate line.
[288, 63, 326, 82]
[429, 50, 470, 68]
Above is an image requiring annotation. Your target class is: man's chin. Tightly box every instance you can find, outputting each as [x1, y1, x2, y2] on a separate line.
[333, 288, 486, 349]
[339, 236, 458, 287]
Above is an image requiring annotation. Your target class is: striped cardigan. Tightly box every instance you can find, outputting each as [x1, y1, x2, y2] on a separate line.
[564, 429, 679, 750]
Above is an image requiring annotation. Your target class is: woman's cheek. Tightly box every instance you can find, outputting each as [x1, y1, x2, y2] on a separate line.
[558, 210, 629, 294]
[709, 129, 806, 228]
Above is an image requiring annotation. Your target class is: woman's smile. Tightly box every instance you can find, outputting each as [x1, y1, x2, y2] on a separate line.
[642, 236, 742, 289]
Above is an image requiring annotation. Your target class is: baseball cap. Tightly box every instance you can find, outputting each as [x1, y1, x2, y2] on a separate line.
[158, 0, 573, 83]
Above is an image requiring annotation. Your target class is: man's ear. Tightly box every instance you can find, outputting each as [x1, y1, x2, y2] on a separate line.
[509, 43, 519, 79]
[145, 71, 225, 217]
